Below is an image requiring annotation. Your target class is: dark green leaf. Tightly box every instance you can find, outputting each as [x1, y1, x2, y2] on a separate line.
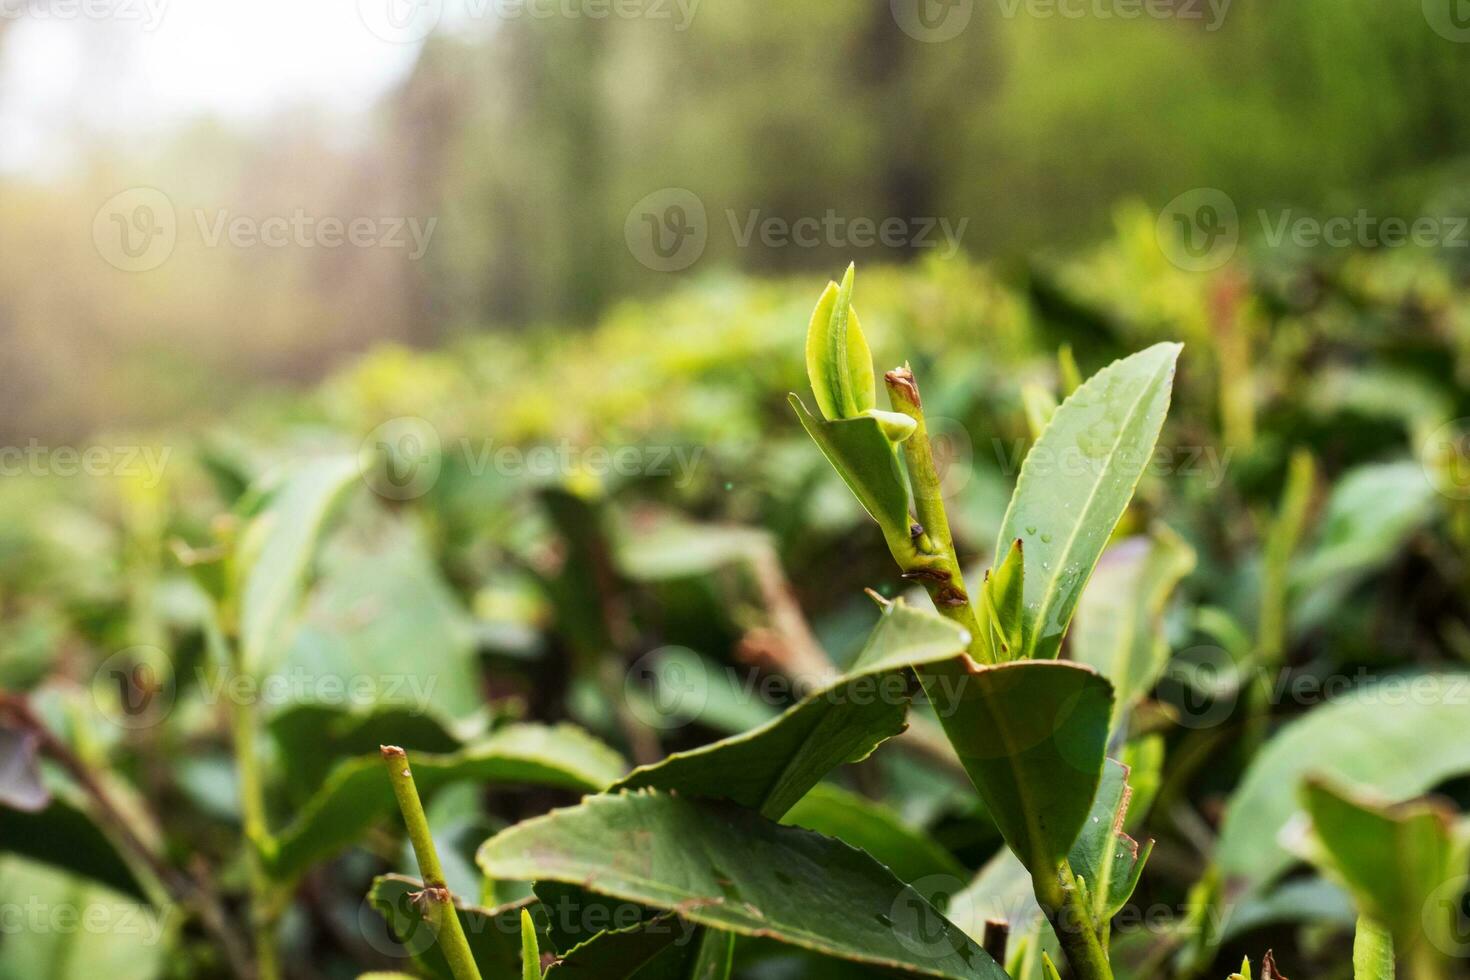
[614, 603, 970, 819]
[927, 660, 1113, 876]
[478, 790, 1007, 979]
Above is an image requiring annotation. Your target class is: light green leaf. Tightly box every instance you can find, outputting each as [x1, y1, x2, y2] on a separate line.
[1070, 527, 1195, 731]
[1216, 673, 1470, 894]
[1303, 778, 1458, 955]
[237, 455, 360, 672]
[478, 791, 1007, 979]
[996, 342, 1182, 659]
[981, 537, 1026, 662]
[1022, 385, 1057, 441]
[1290, 461, 1436, 630]
[805, 265, 875, 421]
[790, 394, 913, 551]
[926, 660, 1113, 876]
[1066, 760, 1153, 925]
[1352, 916, 1395, 980]
[0, 857, 165, 980]
[522, 907, 543, 980]
[272, 724, 625, 882]
[614, 603, 970, 819]
[685, 930, 735, 980]
[277, 515, 484, 721]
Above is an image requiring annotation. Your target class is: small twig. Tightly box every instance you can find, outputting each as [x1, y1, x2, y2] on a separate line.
[0, 693, 254, 978]
[982, 918, 1010, 965]
[380, 746, 483, 980]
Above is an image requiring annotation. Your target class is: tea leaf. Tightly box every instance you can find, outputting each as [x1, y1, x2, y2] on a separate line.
[0, 858, 165, 980]
[1069, 527, 1196, 731]
[1303, 778, 1458, 955]
[783, 783, 967, 894]
[981, 538, 1026, 662]
[1066, 759, 1153, 925]
[237, 455, 361, 673]
[996, 342, 1182, 659]
[522, 908, 542, 980]
[790, 395, 913, 551]
[927, 660, 1113, 876]
[0, 795, 149, 900]
[273, 724, 625, 882]
[805, 264, 875, 421]
[613, 602, 970, 819]
[478, 790, 1007, 979]
[1216, 673, 1470, 893]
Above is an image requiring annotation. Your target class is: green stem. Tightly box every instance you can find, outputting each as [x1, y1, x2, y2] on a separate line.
[884, 366, 1112, 980]
[381, 746, 484, 980]
[229, 682, 281, 980]
[1034, 860, 1114, 980]
[882, 367, 988, 660]
[1410, 940, 1449, 980]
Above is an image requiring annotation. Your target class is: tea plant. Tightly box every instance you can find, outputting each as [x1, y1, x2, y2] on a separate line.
[371, 265, 1170, 979]
[4, 247, 1470, 980]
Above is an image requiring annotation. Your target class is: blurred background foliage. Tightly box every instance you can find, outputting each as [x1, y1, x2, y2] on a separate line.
[4, 0, 1470, 439]
[5, 1, 1470, 976]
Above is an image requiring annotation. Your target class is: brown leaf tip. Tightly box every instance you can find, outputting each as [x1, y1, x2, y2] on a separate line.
[380, 745, 406, 759]
[884, 367, 922, 408]
[1261, 950, 1290, 980]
